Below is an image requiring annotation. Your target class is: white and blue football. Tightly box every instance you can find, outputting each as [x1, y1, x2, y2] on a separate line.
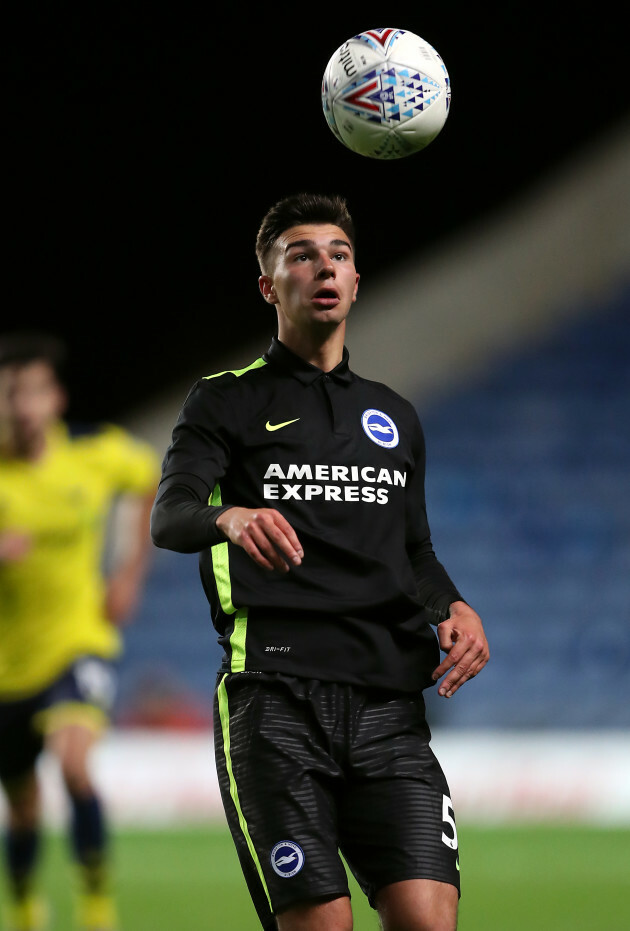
[322, 27, 451, 159]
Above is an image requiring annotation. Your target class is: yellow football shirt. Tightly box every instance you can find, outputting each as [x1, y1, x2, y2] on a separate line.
[0, 421, 160, 698]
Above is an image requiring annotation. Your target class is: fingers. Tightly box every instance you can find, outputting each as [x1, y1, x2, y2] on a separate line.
[241, 513, 299, 572]
[224, 508, 304, 573]
[0, 531, 32, 562]
[432, 624, 490, 698]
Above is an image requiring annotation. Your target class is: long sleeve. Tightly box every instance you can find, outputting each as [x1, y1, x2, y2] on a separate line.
[150, 377, 234, 553]
[150, 475, 232, 553]
[407, 538, 465, 623]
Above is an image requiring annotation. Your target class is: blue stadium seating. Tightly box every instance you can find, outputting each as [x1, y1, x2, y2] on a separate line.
[421, 286, 630, 728]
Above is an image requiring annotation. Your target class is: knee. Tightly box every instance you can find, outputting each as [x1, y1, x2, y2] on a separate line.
[61, 767, 94, 799]
[56, 748, 92, 798]
[276, 895, 353, 930]
[381, 917, 457, 931]
[376, 879, 458, 931]
[47, 724, 98, 798]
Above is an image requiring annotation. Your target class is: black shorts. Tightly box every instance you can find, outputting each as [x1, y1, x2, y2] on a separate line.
[0, 656, 117, 783]
[213, 672, 460, 931]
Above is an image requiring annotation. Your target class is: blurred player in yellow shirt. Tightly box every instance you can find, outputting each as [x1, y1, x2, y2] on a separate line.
[0, 332, 160, 931]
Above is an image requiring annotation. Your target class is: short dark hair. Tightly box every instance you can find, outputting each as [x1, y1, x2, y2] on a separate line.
[256, 193, 355, 274]
[0, 331, 67, 381]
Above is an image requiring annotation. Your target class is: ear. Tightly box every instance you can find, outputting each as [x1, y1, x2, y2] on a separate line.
[54, 384, 69, 418]
[352, 272, 360, 303]
[259, 276, 278, 305]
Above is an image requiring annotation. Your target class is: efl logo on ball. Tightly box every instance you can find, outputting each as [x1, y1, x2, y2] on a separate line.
[322, 27, 451, 159]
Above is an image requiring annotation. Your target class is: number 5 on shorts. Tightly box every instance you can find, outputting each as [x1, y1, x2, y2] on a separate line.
[441, 794, 458, 850]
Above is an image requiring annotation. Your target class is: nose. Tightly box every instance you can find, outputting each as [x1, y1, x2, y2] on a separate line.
[315, 251, 335, 278]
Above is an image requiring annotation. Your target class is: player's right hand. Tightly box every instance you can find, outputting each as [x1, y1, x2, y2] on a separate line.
[216, 507, 304, 573]
[0, 531, 32, 562]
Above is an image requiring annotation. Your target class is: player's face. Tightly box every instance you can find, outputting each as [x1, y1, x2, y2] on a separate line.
[259, 224, 360, 333]
[0, 361, 66, 455]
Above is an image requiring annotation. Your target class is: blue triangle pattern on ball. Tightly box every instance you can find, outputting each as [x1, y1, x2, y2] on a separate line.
[339, 63, 443, 126]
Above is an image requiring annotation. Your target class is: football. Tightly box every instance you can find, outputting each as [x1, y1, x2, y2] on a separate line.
[321, 27, 451, 159]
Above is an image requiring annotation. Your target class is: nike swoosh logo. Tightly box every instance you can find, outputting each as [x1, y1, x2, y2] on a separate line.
[456, 859, 460, 872]
[266, 418, 300, 432]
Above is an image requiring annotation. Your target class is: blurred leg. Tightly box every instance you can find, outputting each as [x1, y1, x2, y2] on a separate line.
[47, 723, 117, 930]
[2, 768, 41, 891]
[1, 769, 47, 931]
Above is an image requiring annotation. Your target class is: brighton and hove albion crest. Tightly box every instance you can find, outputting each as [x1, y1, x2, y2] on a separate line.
[362, 409, 399, 448]
[270, 840, 305, 878]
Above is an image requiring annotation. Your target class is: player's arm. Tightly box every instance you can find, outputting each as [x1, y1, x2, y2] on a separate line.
[151, 475, 230, 553]
[151, 480, 303, 572]
[105, 488, 157, 625]
[408, 538, 490, 698]
[405, 413, 490, 696]
[150, 379, 302, 571]
[150, 379, 237, 553]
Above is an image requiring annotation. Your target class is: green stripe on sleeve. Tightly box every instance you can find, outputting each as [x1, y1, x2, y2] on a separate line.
[217, 674, 272, 910]
[210, 484, 236, 615]
[204, 357, 264, 672]
[209, 485, 248, 671]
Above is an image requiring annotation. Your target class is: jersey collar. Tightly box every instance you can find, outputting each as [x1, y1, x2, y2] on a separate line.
[264, 337, 352, 385]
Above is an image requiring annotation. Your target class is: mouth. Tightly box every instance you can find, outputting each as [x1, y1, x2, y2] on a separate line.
[311, 286, 339, 308]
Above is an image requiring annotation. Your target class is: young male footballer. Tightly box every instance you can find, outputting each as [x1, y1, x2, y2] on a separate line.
[151, 193, 490, 931]
[0, 332, 160, 931]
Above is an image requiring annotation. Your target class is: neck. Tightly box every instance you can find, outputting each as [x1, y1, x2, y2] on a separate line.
[2, 429, 49, 462]
[277, 321, 346, 372]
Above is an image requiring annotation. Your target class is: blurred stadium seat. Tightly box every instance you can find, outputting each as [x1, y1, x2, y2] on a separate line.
[422, 287, 630, 728]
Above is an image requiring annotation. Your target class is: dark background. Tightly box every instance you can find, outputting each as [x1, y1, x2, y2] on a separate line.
[7, 7, 629, 424]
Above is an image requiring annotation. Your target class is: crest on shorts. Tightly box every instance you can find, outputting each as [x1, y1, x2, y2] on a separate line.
[270, 840, 305, 878]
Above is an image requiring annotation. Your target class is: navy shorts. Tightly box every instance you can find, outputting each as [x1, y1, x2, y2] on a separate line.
[214, 672, 460, 930]
[0, 656, 117, 783]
